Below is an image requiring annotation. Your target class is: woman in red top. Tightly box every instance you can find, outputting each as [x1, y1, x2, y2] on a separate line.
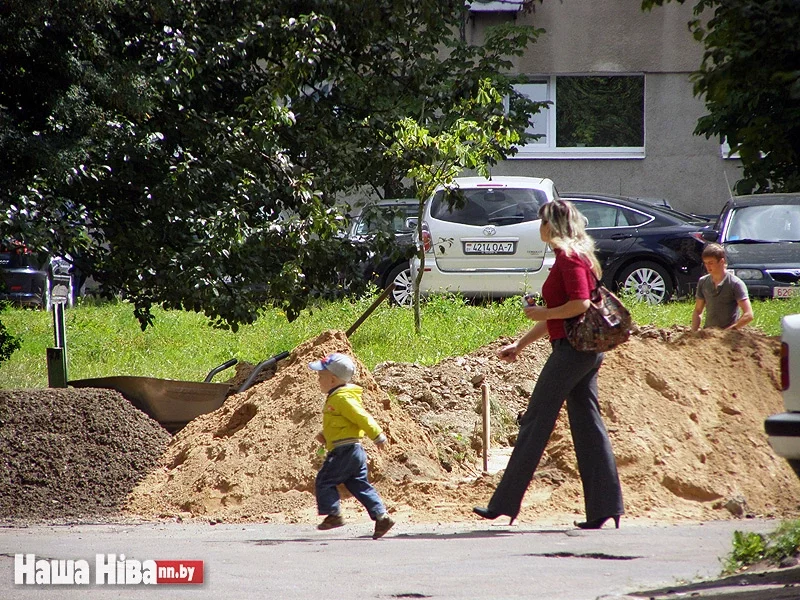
[473, 200, 624, 529]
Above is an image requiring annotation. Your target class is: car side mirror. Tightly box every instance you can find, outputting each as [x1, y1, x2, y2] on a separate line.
[405, 217, 419, 229]
[701, 229, 719, 242]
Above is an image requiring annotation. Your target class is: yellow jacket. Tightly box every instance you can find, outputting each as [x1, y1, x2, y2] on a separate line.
[321, 383, 385, 451]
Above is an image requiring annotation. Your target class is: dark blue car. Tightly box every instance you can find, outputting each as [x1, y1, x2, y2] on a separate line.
[346, 199, 419, 306]
[0, 242, 50, 307]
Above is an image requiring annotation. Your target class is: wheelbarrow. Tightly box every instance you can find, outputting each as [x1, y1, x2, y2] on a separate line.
[68, 351, 290, 433]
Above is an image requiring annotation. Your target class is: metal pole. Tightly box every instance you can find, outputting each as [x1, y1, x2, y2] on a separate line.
[48, 297, 68, 386]
[46, 348, 67, 388]
[55, 301, 67, 372]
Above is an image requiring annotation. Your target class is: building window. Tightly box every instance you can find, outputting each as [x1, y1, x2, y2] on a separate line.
[467, 0, 524, 12]
[512, 75, 645, 159]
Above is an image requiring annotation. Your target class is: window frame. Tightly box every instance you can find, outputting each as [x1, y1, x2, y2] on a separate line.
[510, 74, 646, 160]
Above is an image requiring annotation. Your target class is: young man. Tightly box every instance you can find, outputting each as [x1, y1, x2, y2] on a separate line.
[692, 243, 754, 331]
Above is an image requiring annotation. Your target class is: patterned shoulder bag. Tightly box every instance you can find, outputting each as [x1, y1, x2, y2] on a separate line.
[565, 273, 633, 353]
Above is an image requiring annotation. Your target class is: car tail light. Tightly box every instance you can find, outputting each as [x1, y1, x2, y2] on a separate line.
[2, 244, 30, 255]
[689, 232, 707, 243]
[781, 341, 790, 391]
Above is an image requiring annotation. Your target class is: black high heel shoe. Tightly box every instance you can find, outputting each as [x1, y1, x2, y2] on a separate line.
[473, 506, 516, 525]
[574, 515, 621, 530]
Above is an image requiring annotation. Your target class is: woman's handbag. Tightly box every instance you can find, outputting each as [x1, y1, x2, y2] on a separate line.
[565, 278, 632, 352]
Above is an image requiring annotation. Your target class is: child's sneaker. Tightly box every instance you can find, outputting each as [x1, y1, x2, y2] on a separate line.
[317, 514, 345, 530]
[372, 515, 395, 539]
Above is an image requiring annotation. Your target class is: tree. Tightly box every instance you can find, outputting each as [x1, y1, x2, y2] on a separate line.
[1, 1, 545, 330]
[386, 80, 521, 333]
[642, 0, 800, 193]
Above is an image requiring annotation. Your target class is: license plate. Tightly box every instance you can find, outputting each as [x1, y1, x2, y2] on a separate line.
[773, 287, 800, 298]
[463, 241, 516, 255]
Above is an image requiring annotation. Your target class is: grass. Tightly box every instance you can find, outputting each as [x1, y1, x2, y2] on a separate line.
[1, 292, 799, 389]
[0, 293, 528, 388]
[722, 520, 800, 574]
[629, 293, 800, 335]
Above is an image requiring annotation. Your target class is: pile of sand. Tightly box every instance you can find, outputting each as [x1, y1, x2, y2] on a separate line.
[538, 326, 798, 523]
[125, 326, 800, 526]
[3, 322, 797, 526]
[125, 330, 448, 523]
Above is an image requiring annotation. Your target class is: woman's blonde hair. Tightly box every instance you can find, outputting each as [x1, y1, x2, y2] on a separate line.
[539, 200, 602, 278]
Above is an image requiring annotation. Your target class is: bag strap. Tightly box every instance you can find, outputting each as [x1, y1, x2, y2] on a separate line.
[580, 255, 601, 289]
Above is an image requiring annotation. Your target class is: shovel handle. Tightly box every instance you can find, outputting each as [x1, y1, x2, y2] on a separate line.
[237, 351, 290, 393]
[346, 282, 395, 338]
[203, 358, 239, 383]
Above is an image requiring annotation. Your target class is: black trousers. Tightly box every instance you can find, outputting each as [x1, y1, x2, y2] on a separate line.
[488, 338, 624, 521]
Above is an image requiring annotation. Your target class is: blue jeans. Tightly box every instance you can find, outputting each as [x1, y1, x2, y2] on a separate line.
[315, 443, 386, 520]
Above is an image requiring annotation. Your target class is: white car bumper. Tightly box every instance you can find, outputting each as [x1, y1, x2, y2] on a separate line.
[410, 255, 554, 299]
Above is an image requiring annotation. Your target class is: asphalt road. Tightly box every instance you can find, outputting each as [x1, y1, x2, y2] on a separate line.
[0, 518, 795, 599]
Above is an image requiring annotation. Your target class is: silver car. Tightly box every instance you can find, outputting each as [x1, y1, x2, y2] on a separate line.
[411, 176, 557, 301]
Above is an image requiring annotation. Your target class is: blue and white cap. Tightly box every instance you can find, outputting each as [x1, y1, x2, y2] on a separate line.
[308, 352, 356, 382]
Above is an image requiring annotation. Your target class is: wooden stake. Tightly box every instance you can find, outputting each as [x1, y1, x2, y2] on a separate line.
[481, 382, 490, 474]
[346, 283, 395, 338]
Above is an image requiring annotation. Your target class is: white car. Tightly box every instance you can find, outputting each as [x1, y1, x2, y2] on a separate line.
[410, 176, 557, 301]
[765, 313, 800, 479]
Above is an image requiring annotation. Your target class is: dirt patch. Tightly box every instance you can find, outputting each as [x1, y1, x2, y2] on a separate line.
[0, 388, 170, 522]
[3, 325, 799, 526]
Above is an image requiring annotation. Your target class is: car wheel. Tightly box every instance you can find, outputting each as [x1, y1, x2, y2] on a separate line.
[386, 263, 413, 307]
[616, 261, 673, 304]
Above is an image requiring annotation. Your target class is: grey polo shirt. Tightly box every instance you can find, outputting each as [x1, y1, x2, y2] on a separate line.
[696, 271, 749, 329]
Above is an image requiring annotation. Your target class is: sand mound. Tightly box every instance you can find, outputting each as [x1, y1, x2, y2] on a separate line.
[125, 330, 447, 522]
[4, 323, 798, 527]
[598, 326, 793, 519]
[369, 326, 800, 524]
[527, 326, 800, 522]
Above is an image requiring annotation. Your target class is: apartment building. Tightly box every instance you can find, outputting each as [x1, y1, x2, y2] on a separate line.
[468, 0, 742, 216]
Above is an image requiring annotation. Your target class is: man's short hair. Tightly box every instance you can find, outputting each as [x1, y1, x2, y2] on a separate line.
[702, 243, 726, 261]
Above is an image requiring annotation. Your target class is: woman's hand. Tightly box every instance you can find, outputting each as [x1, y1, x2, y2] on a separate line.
[499, 322, 548, 363]
[497, 342, 519, 363]
[523, 305, 549, 322]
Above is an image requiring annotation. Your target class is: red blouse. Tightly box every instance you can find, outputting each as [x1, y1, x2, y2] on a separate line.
[541, 249, 595, 340]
